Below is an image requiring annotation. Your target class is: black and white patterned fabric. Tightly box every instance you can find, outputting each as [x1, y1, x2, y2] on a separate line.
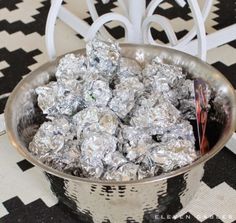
[0, 0, 236, 222]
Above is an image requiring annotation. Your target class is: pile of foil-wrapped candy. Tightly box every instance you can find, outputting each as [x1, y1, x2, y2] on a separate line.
[29, 38, 208, 181]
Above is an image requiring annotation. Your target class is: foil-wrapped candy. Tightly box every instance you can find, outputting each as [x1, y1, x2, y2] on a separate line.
[121, 126, 153, 148]
[137, 156, 162, 180]
[81, 132, 117, 160]
[86, 38, 120, 79]
[161, 121, 195, 145]
[36, 79, 84, 118]
[158, 79, 194, 107]
[40, 140, 81, 174]
[119, 126, 155, 162]
[72, 106, 99, 137]
[80, 132, 117, 178]
[82, 79, 112, 107]
[118, 57, 142, 80]
[142, 57, 193, 113]
[143, 57, 186, 91]
[56, 53, 87, 81]
[109, 77, 144, 118]
[130, 93, 181, 135]
[124, 142, 155, 163]
[29, 117, 75, 156]
[102, 163, 139, 181]
[148, 139, 197, 172]
[73, 107, 118, 139]
[103, 151, 128, 169]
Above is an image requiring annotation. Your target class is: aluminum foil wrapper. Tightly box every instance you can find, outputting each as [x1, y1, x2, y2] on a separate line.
[118, 57, 142, 80]
[80, 132, 117, 178]
[103, 151, 128, 169]
[130, 93, 181, 135]
[36, 80, 84, 118]
[142, 58, 202, 119]
[137, 156, 162, 180]
[119, 126, 155, 162]
[102, 163, 139, 181]
[143, 57, 186, 91]
[86, 38, 120, 79]
[82, 79, 112, 107]
[29, 117, 77, 164]
[161, 121, 195, 144]
[159, 79, 194, 107]
[29, 117, 73, 155]
[56, 53, 87, 81]
[147, 139, 197, 172]
[109, 77, 144, 118]
[73, 107, 118, 139]
[40, 140, 81, 174]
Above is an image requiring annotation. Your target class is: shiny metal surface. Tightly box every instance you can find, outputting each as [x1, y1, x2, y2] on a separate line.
[4, 44, 236, 222]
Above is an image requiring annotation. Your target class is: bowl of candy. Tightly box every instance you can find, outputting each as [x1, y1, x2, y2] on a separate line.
[4, 39, 236, 222]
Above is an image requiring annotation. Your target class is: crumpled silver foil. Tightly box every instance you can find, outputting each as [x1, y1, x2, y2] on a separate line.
[86, 38, 120, 80]
[80, 132, 117, 178]
[118, 57, 142, 80]
[81, 132, 117, 160]
[103, 151, 128, 169]
[137, 156, 161, 180]
[36, 79, 84, 118]
[29, 38, 207, 181]
[161, 121, 195, 144]
[119, 126, 154, 162]
[142, 58, 200, 118]
[143, 56, 186, 91]
[29, 117, 74, 156]
[73, 107, 118, 139]
[82, 79, 112, 107]
[130, 93, 181, 135]
[147, 139, 197, 172]
[29, 117, 81, 174]
[56, 53, 87, 81]
[40, 140, 81, 174]
[109, 77, 144, 118]
[102, 163, 139, 181]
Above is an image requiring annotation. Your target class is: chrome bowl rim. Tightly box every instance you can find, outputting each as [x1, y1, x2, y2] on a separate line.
[4, 43, 236, 185]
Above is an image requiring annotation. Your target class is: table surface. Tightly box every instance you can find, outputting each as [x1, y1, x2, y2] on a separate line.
[0, 0, 236, 222]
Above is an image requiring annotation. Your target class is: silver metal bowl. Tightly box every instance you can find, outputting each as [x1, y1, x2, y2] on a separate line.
[4, 44, 236, 222]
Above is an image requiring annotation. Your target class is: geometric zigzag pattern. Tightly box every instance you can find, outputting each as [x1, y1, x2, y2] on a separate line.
[0, 0, 236, 222]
